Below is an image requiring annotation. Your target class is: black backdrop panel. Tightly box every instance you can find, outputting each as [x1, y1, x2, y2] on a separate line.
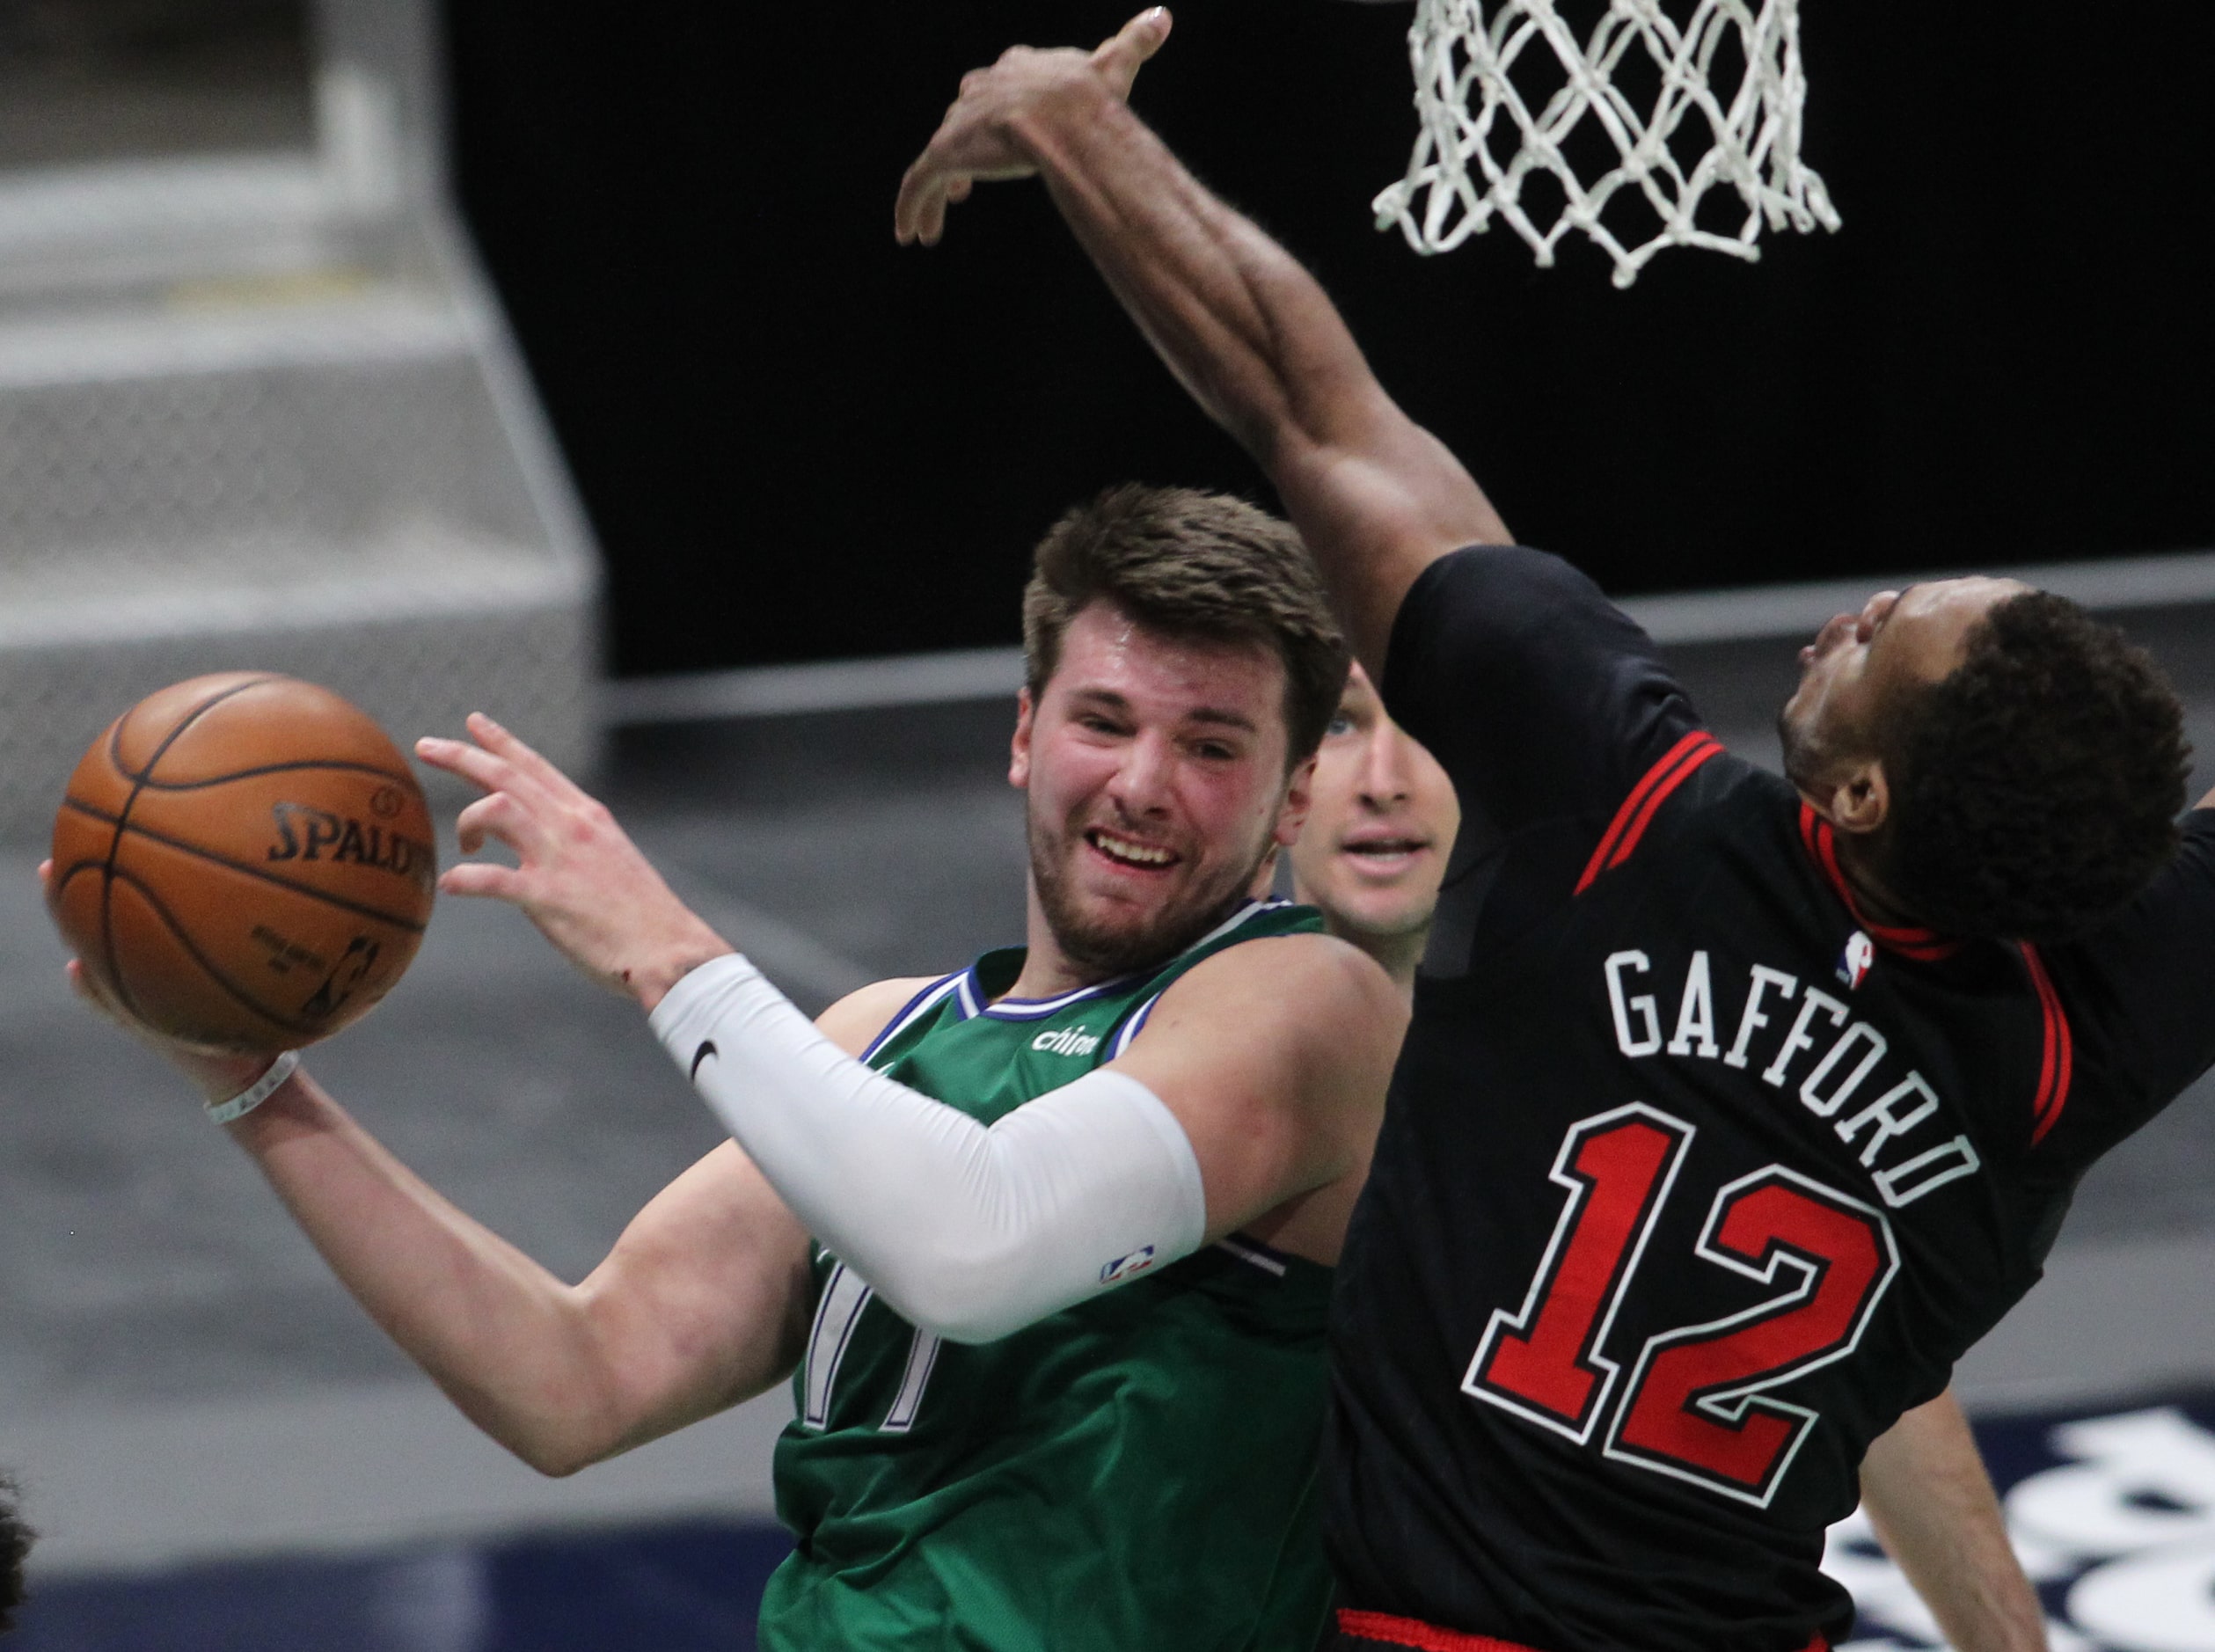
[442, 2, 2215, 676]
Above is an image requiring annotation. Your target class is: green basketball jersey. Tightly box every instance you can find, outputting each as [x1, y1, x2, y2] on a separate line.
[757, 897, 1337, 1652]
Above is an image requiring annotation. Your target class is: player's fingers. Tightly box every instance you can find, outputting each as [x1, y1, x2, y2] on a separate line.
[454, 792, 537, 862]
[905, 176, 947, 248]
[424, 728, 566, 821]
[36, 859, 52, 896]
[415, 733, 523, 800]
[1095, 6, 1171, 96]
[464, 713, 585, 802]
[452, 788, 523, 846]
[63, 957, 127, 1026]
[894, 159, 926, 243]
[438, 860, 528, 903]
[896, 155, 952, 245]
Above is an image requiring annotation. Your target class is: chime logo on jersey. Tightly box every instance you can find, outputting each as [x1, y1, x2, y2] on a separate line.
[1032, 1025, 1101, 1057]
[1099, 1245, 1157, 1283]
[1838, 930, 1875, 990]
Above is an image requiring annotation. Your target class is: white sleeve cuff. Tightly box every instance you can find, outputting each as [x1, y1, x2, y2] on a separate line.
[651, 954, 1208, 1342]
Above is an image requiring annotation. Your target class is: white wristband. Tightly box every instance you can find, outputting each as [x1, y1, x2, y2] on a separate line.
[207, 1050, 300, 1125]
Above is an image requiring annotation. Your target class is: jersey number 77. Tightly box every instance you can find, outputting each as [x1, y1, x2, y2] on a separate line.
[1465, 1102, 1900, 1508]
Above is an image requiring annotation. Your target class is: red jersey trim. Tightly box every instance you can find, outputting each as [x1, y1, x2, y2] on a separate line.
[2020, 941, 2076, 1145]
[1336, 1612, 1824, 1652]
[1574, 730, 1726, 895]
[1795, 805, 1959, 962]
[1336, 1611, 1543, 1652]
[1793, 806, 2074, 1145]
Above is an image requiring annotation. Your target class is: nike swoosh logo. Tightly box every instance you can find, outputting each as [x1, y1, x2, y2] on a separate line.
[690, 1040, 718, 1081]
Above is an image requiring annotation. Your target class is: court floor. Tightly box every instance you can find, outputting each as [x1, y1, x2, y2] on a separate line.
[14, 1520, 792, 1652]
[9, 1390, 2215, 1650]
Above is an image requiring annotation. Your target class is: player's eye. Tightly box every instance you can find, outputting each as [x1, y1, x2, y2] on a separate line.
[1326, 713, 1356, 738]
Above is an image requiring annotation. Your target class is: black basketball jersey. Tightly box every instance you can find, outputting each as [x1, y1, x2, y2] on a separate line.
[1326, 546, 2215, 1652]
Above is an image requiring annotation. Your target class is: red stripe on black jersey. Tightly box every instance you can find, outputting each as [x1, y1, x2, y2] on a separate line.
[1336, 1611, 1825, 1652]
[2020, 942, 2076, 1144]
[1795, 805, 1959, 962]
[1575, 731, 1725, 895]
[1336, 1610, 1546, 1652]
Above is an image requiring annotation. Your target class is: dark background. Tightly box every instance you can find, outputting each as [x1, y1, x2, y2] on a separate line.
[441, 1, 2215, 678]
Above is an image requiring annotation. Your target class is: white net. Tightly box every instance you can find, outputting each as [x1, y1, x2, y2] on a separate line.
[1372, 0, 1840, 288]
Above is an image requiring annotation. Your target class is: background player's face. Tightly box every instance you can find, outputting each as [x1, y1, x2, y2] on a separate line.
[1012, 601, 1311, 976]
[1778, 576, 2028, 795]
[1289, 665, 1458, 945]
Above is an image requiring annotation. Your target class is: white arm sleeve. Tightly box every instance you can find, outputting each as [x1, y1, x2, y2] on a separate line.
[649, 954, 1208, 1344]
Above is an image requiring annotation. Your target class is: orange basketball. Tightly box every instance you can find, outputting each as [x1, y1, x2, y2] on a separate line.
[49, 672, 438, 1055]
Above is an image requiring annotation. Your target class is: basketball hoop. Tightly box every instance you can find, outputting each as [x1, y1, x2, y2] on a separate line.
[1371, 0, 1840, 288]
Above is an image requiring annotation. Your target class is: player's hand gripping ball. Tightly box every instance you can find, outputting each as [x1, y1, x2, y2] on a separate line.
[48, 673, 437, 1054]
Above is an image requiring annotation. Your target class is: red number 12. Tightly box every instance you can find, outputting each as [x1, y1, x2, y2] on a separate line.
[1465, 1105, 1899, 1507]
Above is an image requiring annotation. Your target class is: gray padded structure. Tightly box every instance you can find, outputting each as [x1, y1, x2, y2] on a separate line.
[0, 0, 598, 839]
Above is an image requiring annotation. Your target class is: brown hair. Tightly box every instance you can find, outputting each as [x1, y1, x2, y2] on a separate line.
[1021, 484, 1349, 764]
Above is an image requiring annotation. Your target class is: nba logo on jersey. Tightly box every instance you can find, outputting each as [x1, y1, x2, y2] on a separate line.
[1838, 930, 1876, 990]
[1099, 1246, 1157, 1284]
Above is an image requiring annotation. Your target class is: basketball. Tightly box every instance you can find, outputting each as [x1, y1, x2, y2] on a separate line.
[48, 673, 438, 1056]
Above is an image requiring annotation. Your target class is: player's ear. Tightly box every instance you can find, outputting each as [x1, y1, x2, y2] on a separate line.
[1009, 687, 1035, 789]
[1823, 758, 1891, 837]
[1273, 752, 1317, 847]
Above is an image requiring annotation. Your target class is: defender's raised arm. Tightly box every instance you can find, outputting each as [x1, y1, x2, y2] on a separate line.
[896, 10, 1506, 671]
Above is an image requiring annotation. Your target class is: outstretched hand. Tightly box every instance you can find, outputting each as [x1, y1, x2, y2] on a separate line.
[417, 714, 730, 1009]
[895, 7, 1172, 247]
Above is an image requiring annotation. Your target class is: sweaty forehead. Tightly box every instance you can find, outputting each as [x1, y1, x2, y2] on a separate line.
[1883, 577, 2028, 684]
[1049, 602, 1288, 722]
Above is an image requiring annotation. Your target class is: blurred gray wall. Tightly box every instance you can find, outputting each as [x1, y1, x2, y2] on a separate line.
[0, 0, 599, 839]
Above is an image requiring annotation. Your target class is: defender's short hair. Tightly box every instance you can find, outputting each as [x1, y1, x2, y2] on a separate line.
[1022, 485, 1349, 764]
[1881, 591, 2189, 941]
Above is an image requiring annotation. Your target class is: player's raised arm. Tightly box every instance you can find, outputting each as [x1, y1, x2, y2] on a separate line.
[896, 10, 1507, 671]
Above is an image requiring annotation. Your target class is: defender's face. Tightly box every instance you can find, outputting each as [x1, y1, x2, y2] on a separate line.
[1290, 664, 1458, 944]
[1779, 576, 2028, 788]
[1012, 603, 1309, 976]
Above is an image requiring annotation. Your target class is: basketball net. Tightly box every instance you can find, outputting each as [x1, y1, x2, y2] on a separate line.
[1372, 0, 1840, 288]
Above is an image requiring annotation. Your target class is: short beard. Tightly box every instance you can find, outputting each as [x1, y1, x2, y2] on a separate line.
[1779, 688, 1890, 804]
[1027, 808, 1268, 980]
[1777, 703, 1820, 795]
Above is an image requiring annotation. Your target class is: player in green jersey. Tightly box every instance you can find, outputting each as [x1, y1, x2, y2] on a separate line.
[764, 896, 1341, 1646]
[55, 483, 1404, 1649]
